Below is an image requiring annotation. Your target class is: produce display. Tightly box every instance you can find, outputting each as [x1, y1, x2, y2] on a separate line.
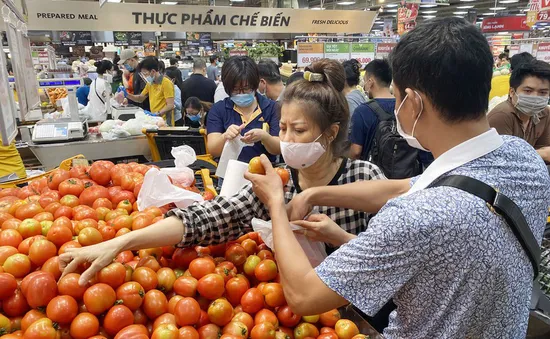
[46, 88, 69, 106]
[0, 161, 367, 339]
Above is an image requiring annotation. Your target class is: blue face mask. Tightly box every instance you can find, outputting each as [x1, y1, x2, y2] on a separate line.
[231, 93, 255, 107]
[124, 64, 134, 72]
[188, 114, 201, 122]
[146, 76, 155, 84]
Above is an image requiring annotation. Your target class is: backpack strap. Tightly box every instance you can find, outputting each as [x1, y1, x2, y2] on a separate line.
[366, 100, 393, 121]
[431, 175, 540, 280]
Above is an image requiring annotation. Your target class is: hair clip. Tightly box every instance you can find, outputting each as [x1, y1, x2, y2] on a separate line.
[303, 71, 324, 82]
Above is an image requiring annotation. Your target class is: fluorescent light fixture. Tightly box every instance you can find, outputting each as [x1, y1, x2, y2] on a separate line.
[483, 12, 497, 15]
[107, 0, 122, 2]
[423, 15, 436, 19]
[230, 0, 245, 2]
[311, 7, 325, 10]
[161, 1, 178, 4]
[540, 22, 549, 25]
[386, 9, 398, 12]
[498, 31, 509, 35]
[385, 3, 398, 7]
[420, 4, 437, 7]
[374, 20, 383, 23]
[489, 7, 507, 10]
[453, 11, 467, 15]
[337, 1, 356, 5]
[460, 0, 476, 2]
[499, 0, 519, 3]
[422, 10, 437, 13]
[457, 5, 474, 9]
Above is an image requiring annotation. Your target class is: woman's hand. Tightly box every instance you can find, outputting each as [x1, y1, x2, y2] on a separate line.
[59, 239, 125, 286]
[223, 124, 244, 140]
[241, 129, 267, 144]
[292, 214, 356, 247]
[286, 191, 313, 222]
[244, 154, 285, 210]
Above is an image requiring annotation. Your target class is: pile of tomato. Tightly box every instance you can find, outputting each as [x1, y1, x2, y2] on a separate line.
[0, 161, 367, 339]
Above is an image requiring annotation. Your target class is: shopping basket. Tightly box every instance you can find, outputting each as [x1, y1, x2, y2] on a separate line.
[0, 154, 86, 189]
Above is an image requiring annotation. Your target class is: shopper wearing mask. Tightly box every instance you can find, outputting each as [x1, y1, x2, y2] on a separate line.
[58, 59, 387, 292]
[118, 49, 150, 112]
[343, 60, 367, 117]
[87, 60, 113, 122]
[258, 59, 284, 101]
[207, 55, 221, 82]
[181, 58, 217, 104]
[488, 60, 550, 163]
[123, 57, 175, 122]
[184, 97, 204, 128]
[165, 66, 184, 126]
[207, 56, 281, 162]
[245, 18, 550, 338]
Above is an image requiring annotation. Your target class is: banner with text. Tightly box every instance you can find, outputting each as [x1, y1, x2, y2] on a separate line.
[114, 32, 143, 46]
[481, 16, 529, 32]
[375, 43, 396, 59]
[297, 42, 324, 67]
[537, 42, 550, 62]
[324, 43, 350, 63]
[350, 43, 375, 65]
[59, 31, 92, 46]
[27, 0, 377, 34]
[397, 3, 419, 35]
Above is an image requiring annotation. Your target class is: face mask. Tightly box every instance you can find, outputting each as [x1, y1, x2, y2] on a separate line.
[124, 64, 134, 72]
[280, 134, 327, 169]
[188, 114, 201, 122]
[514, 92, 549, 116]
[231, 93, 255, 107]
[146, 75, 155, 84]
[216, 61, 221, 66]
[395, 91, 429, 152]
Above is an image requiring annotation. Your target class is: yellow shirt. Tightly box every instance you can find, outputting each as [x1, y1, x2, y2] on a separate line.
[141, 77, 175, 119]
[489, 75, 511, 100]
[0, 141, 26, 179]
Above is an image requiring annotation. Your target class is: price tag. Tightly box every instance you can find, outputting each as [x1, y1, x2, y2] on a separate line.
[324, 43, 350, 63]
[297, 43, 324, 67]
[537, 42, 550, 62]
[350, 43, 375, 66]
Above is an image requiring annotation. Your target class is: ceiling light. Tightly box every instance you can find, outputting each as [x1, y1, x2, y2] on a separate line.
[385, 3, 398, 7]
[107, 0, 122, 2]
[499, 0, 519, 3]
[337, 1, 356, 5]
[161, 1, 178, 4]
[540, 22, 549, 25]
[457, 5, 474, 9]
[498, 31, 510, 35]
[489, 7, 507, 10]
[386, 9, 398, 12]
[422, 10, 437, 13]
[311, 7, 325, 10]
[229, 0, 245, 2]
[483, 12, 497, 15]
[420, 4, 437, 8]
[460, 0, 476, 2]
[423, 15, 436, 19]
[453, 11, 467, 15]
[374, 20, 383, 23]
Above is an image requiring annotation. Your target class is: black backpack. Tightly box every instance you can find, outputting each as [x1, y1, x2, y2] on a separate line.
[367, 100, 422, 179]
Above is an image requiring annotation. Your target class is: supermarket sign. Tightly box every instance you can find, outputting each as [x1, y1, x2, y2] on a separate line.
[376, 43, 396, 59]
[27, 0, 377, 33]
[297, 43, 324, 67]
[324, 43, 350, 63]
[350, 43, 375, 65]
[537, 42, 550, 62]
[481, 16, 529, 33]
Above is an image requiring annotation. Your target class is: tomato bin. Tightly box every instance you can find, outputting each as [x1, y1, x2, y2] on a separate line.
[0, 158, 376, 339]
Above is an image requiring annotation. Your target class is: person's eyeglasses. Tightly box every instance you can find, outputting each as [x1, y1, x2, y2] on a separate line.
[231, 87, 252, 95]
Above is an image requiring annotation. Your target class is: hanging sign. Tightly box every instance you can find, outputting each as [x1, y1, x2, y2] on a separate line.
[537, 42, 550, 62]
[59, 31, 92, 46]
[350, 43, 375, 65]
[114, 32, 143, 46]
[520, 43, 534, 54]
[509, 45, 521, 57]
[27, 0, 377, 34]
[324, 43, 350, 63]
[297, 42, 324, 67]
[375, 43, 396, 59]
[481, 16, 529, 32]
[538, 10, 550, 22]
[397, 3, 418, 35]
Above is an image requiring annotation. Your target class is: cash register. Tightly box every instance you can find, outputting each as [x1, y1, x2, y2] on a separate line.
[32, 78, 87, 144]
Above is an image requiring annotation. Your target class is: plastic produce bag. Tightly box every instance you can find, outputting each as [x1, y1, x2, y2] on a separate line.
[121, 119, 143, 136]
[172, 145, 196, 168]
[215, 138, 247, 178]
[251, 218, 327, 267]
[99, 120, 117, 133]
[137, 167, 203, 210]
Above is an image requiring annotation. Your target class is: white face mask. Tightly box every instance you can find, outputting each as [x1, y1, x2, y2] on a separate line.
[514, 92, 549, 117]
[280, 134, 326, 169]
[395, 91, 429, 152]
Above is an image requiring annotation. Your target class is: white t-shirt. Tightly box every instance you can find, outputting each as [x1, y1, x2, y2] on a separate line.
[214, 82, 229, 103]
[87, 77, 110, 121]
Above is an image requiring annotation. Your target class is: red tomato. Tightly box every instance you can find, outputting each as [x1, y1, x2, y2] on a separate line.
[319, 309, 340, 327]
[132, 214, 153, 230]
[44, 202, 62, 215]
[110, 165, 131, 187]
[157, 267, 177, 292]
[173, 276, 198, 297]
[226, 276, 250, 307]
[98, 225, 116, 241]
[46, 225, 72, 248]
[251, 323, 276, 339]
[3, 288, 29, 317]
[103, 305, 134, 336]
[70, 166, 91, 180]
[0, 245, 18, 265]
[79, 186, 109, 207]
[0, 187, 20, 198]
[223, 321, 249, 338]
[241, 288, 264, 315]
[41, 256, 62, 280]
[21, 309, 46, 332]
[197, 273, 225, 300]
[225, 244, 248, 266]
[93, 160, 115, 170]
[262, 282, 286, 308]
[232, 312, 254, 333]
[77, 227, 103, 246]
[33, 211, 54, 222]
[334, 320, 359, 339]
[116, 281, 145, 311]
[142, 289, 168, 320]
[58, 240, 82, 255]
[255, 309, 279, 328]
[83, 283, 116, 315]
[318, 333, 339, 339]
[132, 267, 158, 291]
[46, 295, 78, 324]
[207, 298, 234, 327]
[69, 312, 99, 339]
[179, 326, 200, 339]
[198, 324, 222, 339]
[21, 271, 57, 308]
[189, 257, 216, 279]
[48, 169, 71, 190]
[58, 273, 88, 301]
[111, 190, 136, 206]
[151, 323, 179, 339]
[24, 318, 59, 339]
[15, 202, 43, 220]
[89, 163, 111, 186]
[28, 239, 56, 266]
[58, 178, 85, 197]
[121, 172, 144, 192]
[17, 187, 36, 200]
[92, 198, 112, 209]
[153, 313, 177, 330]
[113, 324, 149, 339]
[174, 297, 201, 326]
[255, 259, 278, 282]
[73, 206, 98, 221]
[277, 306, 301, 328]
[172, 248, 198, 270]
[257, 250, 274, 261]
[53, 205, 73, 220]
[0, 272, 17, 300]
[3, 253, 31, 278]
[96, 262, 126, 289]
[0, 230, 23, 248]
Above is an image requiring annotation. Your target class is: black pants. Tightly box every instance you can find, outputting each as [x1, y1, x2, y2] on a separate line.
[354, 301, 396, 333]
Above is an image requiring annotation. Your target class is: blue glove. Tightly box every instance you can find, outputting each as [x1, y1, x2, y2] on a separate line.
[117, 86, 128, 97]
[144, 110, 155, 116]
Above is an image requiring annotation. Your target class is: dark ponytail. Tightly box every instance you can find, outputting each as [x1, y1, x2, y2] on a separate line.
[342, 60, 361, 87]
[281, 59, 349, 156]
[95, 60, 113, 75]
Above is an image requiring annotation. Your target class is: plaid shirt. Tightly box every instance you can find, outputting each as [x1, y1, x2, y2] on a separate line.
[168, 158, 386, 247]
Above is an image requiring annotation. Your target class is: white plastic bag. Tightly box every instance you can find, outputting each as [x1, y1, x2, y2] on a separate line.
[121, 119, 143, 136]
[251, 218, 327, 267]
[137, 167, 203, 210]
[215, 138, 247, 179]
[172, 145, 196, 169]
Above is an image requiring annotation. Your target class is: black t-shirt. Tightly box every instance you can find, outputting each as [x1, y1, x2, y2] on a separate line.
[130, 69, 150, 112]
[182, 74, 217, 104]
